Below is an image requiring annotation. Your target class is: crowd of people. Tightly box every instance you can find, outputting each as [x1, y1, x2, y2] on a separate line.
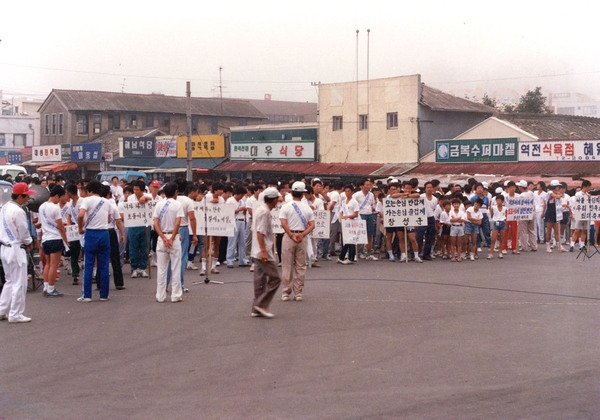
[0, 171, 593, 322]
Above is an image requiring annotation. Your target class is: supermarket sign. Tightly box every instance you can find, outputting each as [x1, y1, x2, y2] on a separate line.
[435, 138, 518, 163]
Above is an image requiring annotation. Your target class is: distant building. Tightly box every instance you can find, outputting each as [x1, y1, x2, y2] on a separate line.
[550, 92, 600, 117]
[318, 74, 494, 164]
[247, 96, 317, 124]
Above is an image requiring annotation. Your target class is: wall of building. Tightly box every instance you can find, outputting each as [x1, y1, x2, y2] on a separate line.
[0, 115, 36, 150]
[318, 75, 421, 164]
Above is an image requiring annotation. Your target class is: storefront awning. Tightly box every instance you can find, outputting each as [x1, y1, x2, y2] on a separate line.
[36, 162, 78, 173]
[110, 157, 226, 171]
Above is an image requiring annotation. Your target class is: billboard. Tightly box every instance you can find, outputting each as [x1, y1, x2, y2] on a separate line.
[176, 135, 225, 158]
[435, 138, 518, 163]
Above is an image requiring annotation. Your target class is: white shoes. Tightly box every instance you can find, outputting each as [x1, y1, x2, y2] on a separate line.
[8, 315, 32, 323]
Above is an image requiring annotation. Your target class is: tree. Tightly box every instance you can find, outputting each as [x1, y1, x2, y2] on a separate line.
[516, 87, 553, 114]
[481, 93, 497, 108]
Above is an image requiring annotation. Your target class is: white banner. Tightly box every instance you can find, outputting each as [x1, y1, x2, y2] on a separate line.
[341, 219, 368, 245]
[194, 202, 235, 237]
[231, 141, 315, 161]
[505, 196, 535, 221]
[312, 210, 330, 239]
[383, 197, 427, 227]
[519, 140, 600, 161]
[122, 201, 157, 228]
[570, 195, 600, 221]
[65, 224, 81, 242]
[271, 203, 284, 234]
[32, 145, 62, 162]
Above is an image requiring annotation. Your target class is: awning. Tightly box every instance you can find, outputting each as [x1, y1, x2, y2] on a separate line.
[36, 162, 78, 173]
[214, 160, 386, 177]
[110, 157, 226, 171]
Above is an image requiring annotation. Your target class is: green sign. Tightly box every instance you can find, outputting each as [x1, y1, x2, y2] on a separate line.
[435, 138, 518, 163]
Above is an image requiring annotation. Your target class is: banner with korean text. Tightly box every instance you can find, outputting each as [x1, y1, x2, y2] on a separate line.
[194, 202, 235, 237]
[435, 138, 518, 163]
[505, 196, 535, 221]
[383, 197, 427, 227]
[570, 195, 600, 221]
[231, 141, 316, 161]
[519, 140, 600, 161]
[122, 202, 157, 227]
[341, 219, 368, 244]
[312, 210, 330, 239]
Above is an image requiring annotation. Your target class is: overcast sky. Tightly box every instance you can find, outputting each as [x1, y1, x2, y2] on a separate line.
[2, 0, 598, 105]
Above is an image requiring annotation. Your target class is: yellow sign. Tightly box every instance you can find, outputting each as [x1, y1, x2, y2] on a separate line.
[176, 135, 225, 158]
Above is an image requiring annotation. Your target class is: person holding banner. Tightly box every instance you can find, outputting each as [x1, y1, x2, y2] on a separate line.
[488, 194, 507, 260]
[353, 179, 378, 261]
[153, 182, 184, 303]
[501, 181, 520, 255]
[569, 179, 592, 252]
[200, 182, 225, 276]
[543, 180, 565, 253]
[65, 184, 83, 285]
[250, 187, 282, 318]
[129, 180, 152, 278]
[39, 185, 70, 297]
[279, 181, 315, 302]
[517, 180, 538, 252]
[336, 184, 359, 264]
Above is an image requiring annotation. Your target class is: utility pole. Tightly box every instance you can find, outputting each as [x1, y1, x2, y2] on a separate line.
[186, 81, 192, 181]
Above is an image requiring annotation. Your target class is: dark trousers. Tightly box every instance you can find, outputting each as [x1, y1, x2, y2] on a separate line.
[253, 260, 281, 311]
[69, 240, 81, 279]
[417, 216, 437, 258]
[109, 229, 124, 287]
[276, 233, 283, 263]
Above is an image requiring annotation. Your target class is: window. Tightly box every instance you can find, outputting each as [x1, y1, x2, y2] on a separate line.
[238, 118, 247, 127]
[93, 114, 101, 134]
[0, 134, 5, 146]
[52, 114, 57, 135]
[359, 114, 368, 130]
[58, 114, 64, 135]
[192, 116, 199, 134]
[108, 114, 120, 130]
[77, 114, 88, 135]
[210, 118, 218, 134]
[333, 116, 343, 131]
[145, 115, 154, 128]
[14, 134, 25, 147]
[387, 112, 398, 129]
[44, 115, 50, 135]
[127, 115, 137, 128]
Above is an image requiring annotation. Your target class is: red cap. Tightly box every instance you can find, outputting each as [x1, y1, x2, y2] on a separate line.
[150, 180, 161, 187]
[12, 182, 37, 195]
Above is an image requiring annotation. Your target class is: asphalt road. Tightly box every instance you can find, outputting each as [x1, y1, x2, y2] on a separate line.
[2, 249, 600, 419]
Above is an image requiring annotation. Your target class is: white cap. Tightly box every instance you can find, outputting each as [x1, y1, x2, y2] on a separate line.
[550, 179, 560, 187]
[102, 181, 110, 186]
[503, 180, 510, 186]
[263, 187, 281, 199]
[387, 176, 394, 180]
[518, 180, 527, 188]
[291, 181, 307, 192]
[495, 187, 503, 194]
[389, 178, 400, 184]
[482, 181, 488, 189]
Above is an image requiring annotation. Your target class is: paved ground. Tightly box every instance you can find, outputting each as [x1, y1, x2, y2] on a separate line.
[2, 249, 600, 419]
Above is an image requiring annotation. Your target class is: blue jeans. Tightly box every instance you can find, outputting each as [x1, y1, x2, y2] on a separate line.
[83, 229, 110, 299]
[477, 214, 491, 248]
[227, 220, 248, 266]
[128, 226, 148, 270]
[167, 225, 190, 288]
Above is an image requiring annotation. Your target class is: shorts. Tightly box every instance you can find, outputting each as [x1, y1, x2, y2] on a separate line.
[360, 213, 377, 236]
[441, 225, 450, 236]
[571, 219, 589, 230]
[385, 227, 398, 234]
[42, 239, 65, 254]
[450, 225, 464, 237]
[560, 212, 569, 225]
[397, 226, 416, 233]
[492, 220, 506, 231]
[464, 222, 480, 235]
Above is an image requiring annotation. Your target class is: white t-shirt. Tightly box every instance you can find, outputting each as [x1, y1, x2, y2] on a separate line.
[280, 200, 315, 231]
[39, 201, 63, 242]
[80, 195, 112, 230]
[420, 194, 438, 218]
[340, 197, 359, 218]
[466, 207, 483, 224]
[152, 198, 184, 233]
[352, 190, 375, 215]
[177, 195, 195, 226]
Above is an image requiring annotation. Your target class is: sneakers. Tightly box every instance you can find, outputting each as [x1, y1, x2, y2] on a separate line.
[341, 259, 352, 265]
[183, 288, 189, 293]
[501, 250, 508, 255]
[294, 294, 303, 301]
[199, 270, 206, 276]
[253, 306, 274, 318]
[44, 289, 64, 297]
[211, 268, 220, 274]
[186, 262, 199, 270]
[139, 269, 149, 278]
[499, 253, 504, 259]
[0, 314, 7, 321]
[249, 263, 255, 272]
[8, 315, 32, 323]
[99, 297, 110, 302]
[116, 285, 126, 290]
[77, 296, 92, 302]
[131, 269, 140, 278]
[72, 278, 80, 285]
[414, 256, 423, 263]
[388, 255, 396, 262]
[281, 294, 290, 301]
[366, 254, 379, 261]
[470, 254, 475, 261]
[487, 254, 493, 259]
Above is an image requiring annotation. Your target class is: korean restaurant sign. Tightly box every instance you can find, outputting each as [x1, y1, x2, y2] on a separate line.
[122, 137, 156, 158]
[230, 140, 316, 161]
[435, 138, 518, 163]
[33, 145, 62, 162]
[176, 135, 225, 158]
[519, 140, 600, 161]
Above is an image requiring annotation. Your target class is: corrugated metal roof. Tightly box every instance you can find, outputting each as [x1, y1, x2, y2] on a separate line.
[420, 84, 495, 114]
[43, 90, 266, 119]
[215, 160, 385, 176]
[498, 113, 600, 140]
[409, 161, 600, 177]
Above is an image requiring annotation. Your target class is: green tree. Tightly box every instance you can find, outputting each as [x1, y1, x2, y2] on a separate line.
[481, 93, 497, 108]
[516, 87, 553, 114]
